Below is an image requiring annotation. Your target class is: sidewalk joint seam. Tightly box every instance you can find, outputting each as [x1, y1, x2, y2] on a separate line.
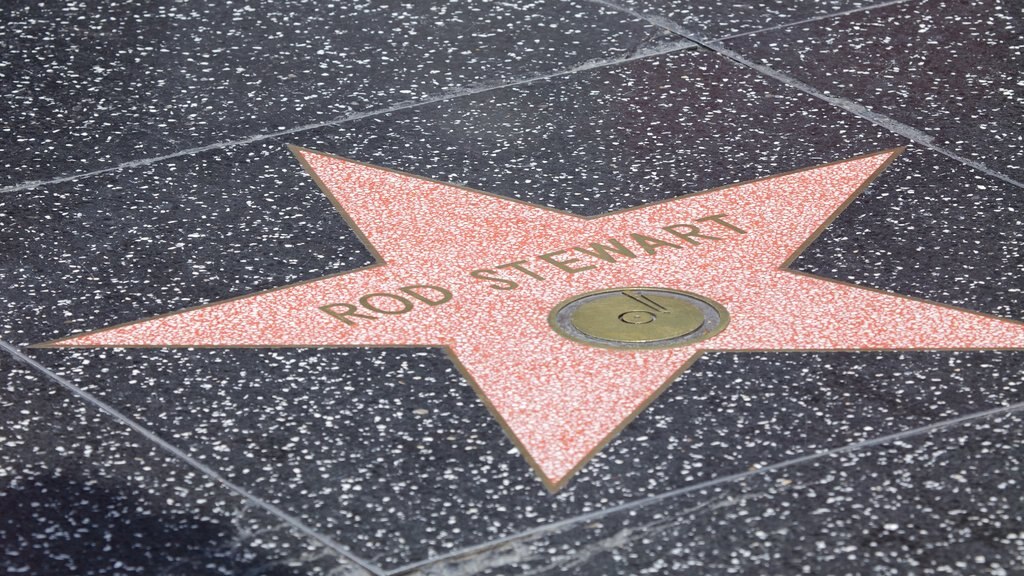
[586, 0, 1024, 191]
[0, 339, 387, 576]
[0, 40, 695, 196]
[712, 0, 915, 42]
[387, 397, 1024, 575]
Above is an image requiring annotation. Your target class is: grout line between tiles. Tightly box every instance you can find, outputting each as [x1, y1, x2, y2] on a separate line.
[0, 39, 695, 196]
[586, 0, 1024, 192]
[0, 339, 388, 576]
[712, 0, 915, 42]
[387, 398, 1024, 575]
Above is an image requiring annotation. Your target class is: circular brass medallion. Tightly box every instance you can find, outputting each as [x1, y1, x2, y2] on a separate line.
[549, 288, 729, 349]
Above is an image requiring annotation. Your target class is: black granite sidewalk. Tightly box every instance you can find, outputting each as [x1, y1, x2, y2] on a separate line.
[1, 1, 1022, 574]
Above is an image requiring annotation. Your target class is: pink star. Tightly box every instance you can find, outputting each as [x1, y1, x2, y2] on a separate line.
[40, 146, 1024, 491]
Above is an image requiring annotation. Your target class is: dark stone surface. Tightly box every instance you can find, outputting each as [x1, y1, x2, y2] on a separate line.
[724, 0, 1024, 181]
[19, 346, 1024, 570]
[3, 47, 1023, 570]
[609, 0, 897, 39]
[0, 354, 366, 575]
[407, 410, 1024, 575]
[0, 0, 682, 188]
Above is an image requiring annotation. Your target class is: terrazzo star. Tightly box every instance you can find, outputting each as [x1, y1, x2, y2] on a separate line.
[37, 146, 1024, 492]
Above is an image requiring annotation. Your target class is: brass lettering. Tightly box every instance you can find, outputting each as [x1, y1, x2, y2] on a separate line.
[359, 293, 414, 315]
[661, 223, 721, 245]
[574, 239, 637, 263]
[400, 284, 453, 305]
[469, 269, 519, 290]
[696, 213, 747, 234]
[325, 214, 748, 315]
[630, 233, 681, 255]
[538, 250, 597, 275]
[319, 303, 376, 325]
[497, 260, 546, 281]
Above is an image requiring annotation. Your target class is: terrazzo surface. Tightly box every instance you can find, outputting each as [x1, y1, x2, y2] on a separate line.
[0, 0, 682, 187]
[0, 354, 367, 575]
[723, 0, 1024, 181]
[406, 410, 1024, 575]
[609, 0, 900, 39]
[2, 1, 1022, 574]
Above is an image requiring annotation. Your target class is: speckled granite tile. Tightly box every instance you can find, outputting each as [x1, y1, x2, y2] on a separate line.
[606, 0, 899, 39]
[409, 410, 1024, 575]
[1, 49, 1022, 568]
[0, 354, 368, 575]
[0, 0, 682, 188]
[724, 0, 1024, 181]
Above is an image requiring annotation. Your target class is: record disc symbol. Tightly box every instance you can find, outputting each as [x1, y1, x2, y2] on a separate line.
[549, 288, 729, 349]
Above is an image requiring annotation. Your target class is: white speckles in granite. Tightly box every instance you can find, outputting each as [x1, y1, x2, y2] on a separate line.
[0, 0, 680, 187]
[725, 0, 1024, 181]
[421, 410, 1024, 575]
[611, 0, 899, 38]
[0, 356, 363, 575]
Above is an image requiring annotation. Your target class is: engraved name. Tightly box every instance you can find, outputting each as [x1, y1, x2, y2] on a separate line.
[318, 213, 746, 325]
